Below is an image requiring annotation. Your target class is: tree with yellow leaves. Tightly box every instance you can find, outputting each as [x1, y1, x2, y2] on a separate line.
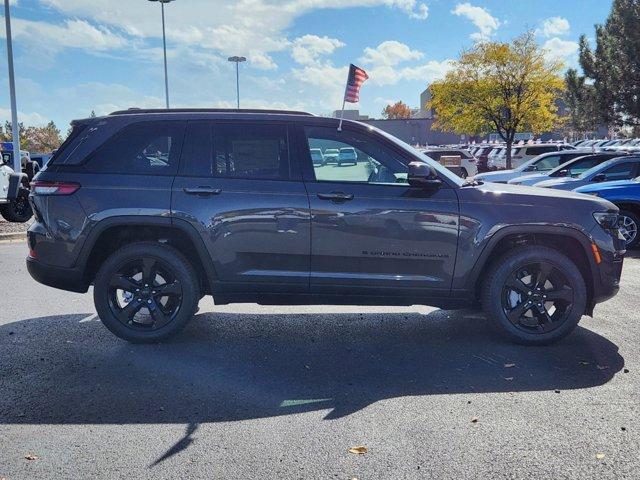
[428, 32, 564, 169]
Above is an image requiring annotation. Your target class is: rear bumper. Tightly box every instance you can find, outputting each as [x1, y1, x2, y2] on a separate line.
[26, 256, 88, 293]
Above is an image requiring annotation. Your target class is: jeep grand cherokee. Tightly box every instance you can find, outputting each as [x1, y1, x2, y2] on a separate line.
[26, 109, 626, 345]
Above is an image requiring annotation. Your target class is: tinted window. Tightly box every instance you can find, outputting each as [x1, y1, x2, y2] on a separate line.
[214, 124, 290, 180]
[534, 155, 563, 170]
[600, 162, 637, 181]
[86, 121, 184, 175]
[526, 146, 557, 156]
[305, 126, 408, 185]
[566, 158, 601, 176]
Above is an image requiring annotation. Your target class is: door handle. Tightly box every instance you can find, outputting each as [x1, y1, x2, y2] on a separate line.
[317, 192, 354, 201]
[183, 186, 222, 196]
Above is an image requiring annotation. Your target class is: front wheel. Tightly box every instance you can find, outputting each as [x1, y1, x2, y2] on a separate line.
[93, 242, 200, 343]
[481, 246, 587, 345]
[618, 210, 639, 248]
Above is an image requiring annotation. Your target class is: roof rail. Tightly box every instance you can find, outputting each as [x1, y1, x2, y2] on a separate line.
[109, 107, 314, 116]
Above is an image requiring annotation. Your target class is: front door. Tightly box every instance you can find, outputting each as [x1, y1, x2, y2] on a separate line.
[172, 121, 310, 294]
[300, 124, 460, 297]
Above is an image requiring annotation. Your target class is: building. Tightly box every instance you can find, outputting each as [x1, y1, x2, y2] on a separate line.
[332, 109, 369, 121]
[362, 118, 460, 146]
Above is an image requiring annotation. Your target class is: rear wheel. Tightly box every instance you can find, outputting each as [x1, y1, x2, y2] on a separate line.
[618, 210, 639, 248]
[482, 246, 587, 345]
[93, 242, 200, 343]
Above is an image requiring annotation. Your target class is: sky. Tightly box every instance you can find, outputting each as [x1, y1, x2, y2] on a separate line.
[0, 0, 613, 130]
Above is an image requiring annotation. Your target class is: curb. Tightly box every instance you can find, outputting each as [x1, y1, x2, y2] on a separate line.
[0, 231, 27, 242]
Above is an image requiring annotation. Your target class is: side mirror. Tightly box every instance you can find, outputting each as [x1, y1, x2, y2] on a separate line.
[524, 165, 538, 172]
[592, 173, 606, 183]
[408, 161, 442, 189]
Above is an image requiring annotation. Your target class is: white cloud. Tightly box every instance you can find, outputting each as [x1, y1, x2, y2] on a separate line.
[543, 37, 579, 63]
[291, 35, 345, 65]
[385, 0, 429, 20]
[0, 108, 49, 126]
[452, 2, 500, 41]
[538, 17, 570, 38]
[360, 40, 423, 67]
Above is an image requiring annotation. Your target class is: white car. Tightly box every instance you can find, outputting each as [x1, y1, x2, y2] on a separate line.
[420, 148, 478, 178]
[475, 150, 592, 183]
[323, 148, 340, 164]
[487, 144, 575, 170]
[310, 148, 325, 166]
[338, 147, 357, 166]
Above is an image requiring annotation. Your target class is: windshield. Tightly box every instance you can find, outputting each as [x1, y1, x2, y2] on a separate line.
[370, 125, 464, 186]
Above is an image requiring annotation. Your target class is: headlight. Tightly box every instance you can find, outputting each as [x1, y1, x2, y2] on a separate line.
[593, 212, 619, 229]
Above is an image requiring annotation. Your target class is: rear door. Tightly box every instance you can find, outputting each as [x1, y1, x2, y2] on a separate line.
[299, 124, 460, 297]
[172, 121, 311, 294]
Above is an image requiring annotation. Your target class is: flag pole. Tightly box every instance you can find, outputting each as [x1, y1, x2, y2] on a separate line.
[337, 94, 346, 132]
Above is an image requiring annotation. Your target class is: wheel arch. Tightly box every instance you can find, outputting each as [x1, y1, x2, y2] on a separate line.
[468, 225, 598, 313]
[77, 216, 218, 293]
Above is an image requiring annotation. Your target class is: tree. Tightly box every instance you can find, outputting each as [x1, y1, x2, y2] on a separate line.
[428, 32, 564, 169]
[563, 68, 599, 139]
[382, 101, 412, 119]
[578, 0, 640, 128]
[1, 121, 62, 152]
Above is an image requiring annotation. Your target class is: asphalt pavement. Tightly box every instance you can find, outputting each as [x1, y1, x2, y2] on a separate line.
[0, 241, 638, 479]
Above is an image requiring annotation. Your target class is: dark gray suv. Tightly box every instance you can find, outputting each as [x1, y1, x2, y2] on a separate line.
[26, 109, 626, 345]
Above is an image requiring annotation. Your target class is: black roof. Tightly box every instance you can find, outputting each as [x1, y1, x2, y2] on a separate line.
[109, 108, 314, 116]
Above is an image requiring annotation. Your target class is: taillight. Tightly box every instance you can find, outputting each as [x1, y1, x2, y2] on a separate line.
[31, 181, 80, 195]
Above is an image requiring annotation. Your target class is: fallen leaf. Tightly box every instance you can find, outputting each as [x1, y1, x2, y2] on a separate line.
[24, 454, 38, 460]
[348, 446, 367, 455]
[596, 453, 605, 460]
[471, 417, 479, 423]
[597, 365, 609, 370]
[504, 363, 516, 368]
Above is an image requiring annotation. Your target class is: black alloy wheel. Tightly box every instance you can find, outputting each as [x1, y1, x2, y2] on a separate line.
[108, 257, 183, 331]
[501, 261, 574, 334]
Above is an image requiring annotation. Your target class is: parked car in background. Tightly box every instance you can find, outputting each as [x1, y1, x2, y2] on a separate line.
[25, 108, 625, 346]
[0, 143, 40, 222]
[475, 150, 591, 183]
[534, 156, 640, 191]
[475, 145, 498, 173]
[323, 148, 340, 164]
[508, 153, 626, 186]
[310, 148, 325, 166]
[420, 147, 478, 178]
[488, 144, 575, 170]
[30, 152, 54, 169]
[338, 147, 358, 166]
[575, 177, 640, 248]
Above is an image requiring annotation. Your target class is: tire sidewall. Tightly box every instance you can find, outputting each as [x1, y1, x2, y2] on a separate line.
[483, 247, 587, 345]
[93, 242, 200, 343]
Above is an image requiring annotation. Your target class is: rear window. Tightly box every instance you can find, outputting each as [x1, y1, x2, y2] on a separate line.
[85, 121, 185, 175]
[48, 123, 88, 165]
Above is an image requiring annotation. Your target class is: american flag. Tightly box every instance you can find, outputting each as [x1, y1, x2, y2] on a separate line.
[344, 64, 369, 103]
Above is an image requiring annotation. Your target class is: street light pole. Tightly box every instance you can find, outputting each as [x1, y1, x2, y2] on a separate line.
[227, 56, 246, 109]
[148, 0, 174, 109]
[4, 0, 21, 173]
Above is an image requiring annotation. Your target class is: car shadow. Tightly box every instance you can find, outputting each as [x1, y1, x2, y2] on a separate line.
[0, 309, 624, 427]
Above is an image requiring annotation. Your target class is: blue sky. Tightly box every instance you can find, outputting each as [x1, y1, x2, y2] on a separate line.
[0, 0, 613, 130]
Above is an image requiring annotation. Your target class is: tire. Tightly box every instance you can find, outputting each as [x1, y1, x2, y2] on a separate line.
[0, 187, 33, 222]
[93, 242, 200, 343]
[618, 210, 639, 249]
[481, 246, 587, 345]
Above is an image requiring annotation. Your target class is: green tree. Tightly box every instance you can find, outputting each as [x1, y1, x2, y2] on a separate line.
[563, 68, 599, 139]
[428, 32, 564, 169]
[579, 0, 640, 127]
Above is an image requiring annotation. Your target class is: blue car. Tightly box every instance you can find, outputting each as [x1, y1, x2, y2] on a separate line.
[575, 177, 640, 248]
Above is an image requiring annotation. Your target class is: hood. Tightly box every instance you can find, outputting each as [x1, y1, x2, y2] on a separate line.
[575, 179, 639, 193]
[468, 181, 614, 211]
[475, 169, 516, 180]
[508, 173, 547, 185]
[533, 177, 579, 187]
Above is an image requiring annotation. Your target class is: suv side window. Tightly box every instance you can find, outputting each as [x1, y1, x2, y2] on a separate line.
[214, 124, 290, 180]
[86, 121, 185, 175]
[601, 162, 637, 181]
[304, 126, 408, 185]
[535, 154, 563, 170]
